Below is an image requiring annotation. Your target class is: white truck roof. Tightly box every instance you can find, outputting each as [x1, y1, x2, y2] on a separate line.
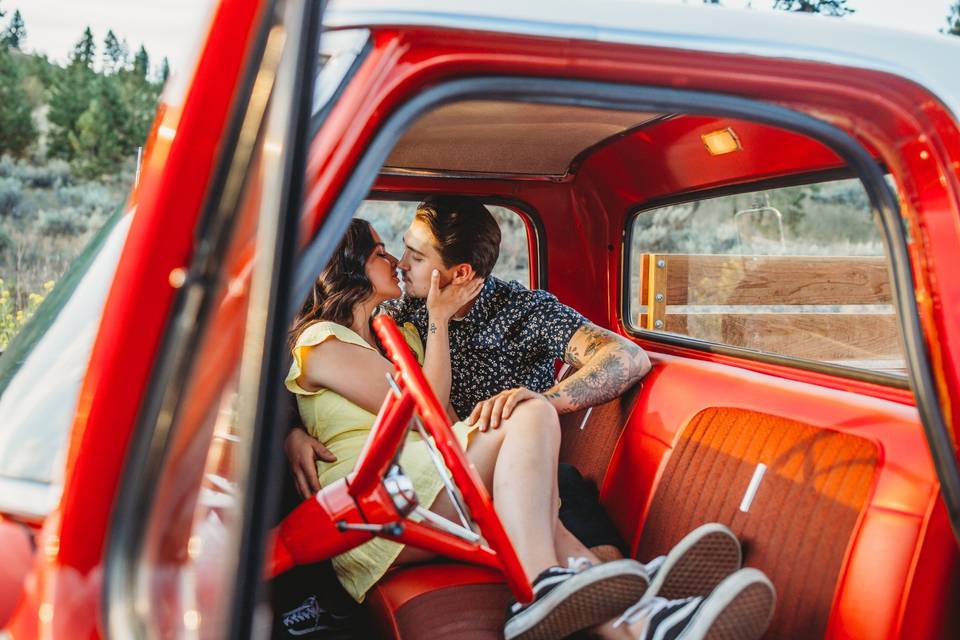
[324, 0, 960, 119]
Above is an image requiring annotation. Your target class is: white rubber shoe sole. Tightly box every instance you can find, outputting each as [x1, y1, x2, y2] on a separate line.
[505, 559, 650, 640]
[646, 523, 742, 601]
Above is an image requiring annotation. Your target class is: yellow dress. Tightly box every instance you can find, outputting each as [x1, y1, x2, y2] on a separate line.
[285, 320, 477, 602]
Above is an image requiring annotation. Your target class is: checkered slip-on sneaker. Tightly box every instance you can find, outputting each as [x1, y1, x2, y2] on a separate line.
[614, 567, 776, 640]
[504, 557, 650, 640]
[643, 523, 742, 600]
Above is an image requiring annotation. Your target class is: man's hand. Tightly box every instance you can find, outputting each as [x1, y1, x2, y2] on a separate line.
[284, 426, 337, 500]
[466, 387, 550, 432]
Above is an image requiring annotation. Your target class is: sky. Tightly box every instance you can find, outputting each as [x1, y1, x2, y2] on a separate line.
[684, 0, 953, 34]
[6, 0, 957, 78]
[11, 1, 215, 76]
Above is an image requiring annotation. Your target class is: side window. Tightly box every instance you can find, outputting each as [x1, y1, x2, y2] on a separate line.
[355, 200, 532, 286]
[627, 177, 905, 377]
[118, 6, 352, 635]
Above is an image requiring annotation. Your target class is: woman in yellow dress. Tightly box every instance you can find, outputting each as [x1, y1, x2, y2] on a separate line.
[286, 219, 647, 640]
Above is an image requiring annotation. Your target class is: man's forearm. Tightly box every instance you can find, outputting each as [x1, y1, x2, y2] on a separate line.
[545, 343, 649, 413]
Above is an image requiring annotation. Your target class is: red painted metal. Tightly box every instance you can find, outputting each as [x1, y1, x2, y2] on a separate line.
[269, 479, 372, 578]
[5, 0, 269, 636]
[0, 519, 32, 627]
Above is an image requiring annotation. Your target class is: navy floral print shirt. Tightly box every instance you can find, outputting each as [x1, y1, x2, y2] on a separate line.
[386, 277, 587, 419]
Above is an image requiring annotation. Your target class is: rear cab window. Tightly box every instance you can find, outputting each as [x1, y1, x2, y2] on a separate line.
[626, 176, 905, 378]
[356, 199, 533, 287]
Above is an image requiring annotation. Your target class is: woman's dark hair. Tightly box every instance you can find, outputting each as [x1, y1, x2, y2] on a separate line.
[289, 218, 377, 348]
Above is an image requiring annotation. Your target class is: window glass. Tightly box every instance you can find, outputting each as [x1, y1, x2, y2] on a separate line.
[627, 177, 905, 376]
[356, 200, 532, 286]
[129, 5, 346, 635]
[0, 210, 128, 514]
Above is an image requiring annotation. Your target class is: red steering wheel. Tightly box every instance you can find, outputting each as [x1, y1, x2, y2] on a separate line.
[268, 315, 534, 604]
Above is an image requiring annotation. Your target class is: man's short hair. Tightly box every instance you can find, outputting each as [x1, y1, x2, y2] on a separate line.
[415, 196, 501, 279]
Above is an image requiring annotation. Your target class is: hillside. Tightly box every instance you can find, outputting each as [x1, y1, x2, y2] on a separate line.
[0, 19, 165, 349]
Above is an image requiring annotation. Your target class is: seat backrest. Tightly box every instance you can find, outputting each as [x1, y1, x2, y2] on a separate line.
[557, 382, 642, 487]
[635, 407, 878, 640]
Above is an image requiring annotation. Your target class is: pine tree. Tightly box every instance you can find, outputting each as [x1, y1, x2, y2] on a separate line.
[119, 45, 160, 151]
[47, 28, 101, 160]
[159, 56, 170, 84]
[132, 44, 149, 79]
[70, 76, 129, 178]
[72, 26, 96, 69]
[47, 64, 92, 160]
[102, 29, 127, 74]
[772, 0, 853, 16]
[946, 1, 960, 36]
[0, 47, 37, 156]
[1, 9, 25, 49]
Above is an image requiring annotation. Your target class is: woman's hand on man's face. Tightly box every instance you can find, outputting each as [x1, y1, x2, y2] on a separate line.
[426, 270, 484, 323]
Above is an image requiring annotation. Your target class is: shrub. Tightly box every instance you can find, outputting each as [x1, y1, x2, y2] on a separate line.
[46, 160, 73, 187]
[38, 207, 88, 236]
[0, 278, 52, 351]
[0, 155, 15, 178]
[56, 182, 116, 216]
[0, 177, 23, 218]
[0, 225, 11, 256]
[11, 197, 37, 219]
[2, 158, 72, 188]
[15, 163, 56, 188]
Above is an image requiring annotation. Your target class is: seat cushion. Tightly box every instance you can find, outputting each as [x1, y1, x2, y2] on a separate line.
[635, 407, 878, 640]
[365, 563, 510, 639]
[558, 383, 640, 487]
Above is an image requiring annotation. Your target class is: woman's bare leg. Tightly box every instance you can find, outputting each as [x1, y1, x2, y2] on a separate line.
[396, 397, 562, 580]
[554, 520, 601, 565]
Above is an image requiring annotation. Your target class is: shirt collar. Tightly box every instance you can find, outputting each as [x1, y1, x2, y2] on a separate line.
[459, 276, 498, 323]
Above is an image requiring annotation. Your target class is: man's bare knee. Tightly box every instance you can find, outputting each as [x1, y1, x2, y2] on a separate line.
[505, 396, 560, 433]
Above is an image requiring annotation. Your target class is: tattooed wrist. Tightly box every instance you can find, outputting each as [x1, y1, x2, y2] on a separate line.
[429, 322, 438, 335]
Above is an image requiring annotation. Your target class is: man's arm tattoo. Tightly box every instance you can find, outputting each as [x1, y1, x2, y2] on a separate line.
[564, 323, 614, 367]
[563, 353, 629, 408]
[582, 324, 613, 359]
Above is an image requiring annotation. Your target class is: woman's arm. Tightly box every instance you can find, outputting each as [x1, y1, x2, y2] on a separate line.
[421, 270, 484, 410]
[300, 340, 395, 414]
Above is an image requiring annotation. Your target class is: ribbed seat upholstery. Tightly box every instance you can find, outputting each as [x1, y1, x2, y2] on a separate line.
[635, 407, 878, 639]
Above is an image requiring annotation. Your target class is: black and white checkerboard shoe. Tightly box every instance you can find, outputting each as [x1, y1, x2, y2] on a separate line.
[504, 557, 650, 640]
[613, 568, 776, 640]
[643, 522, 742, 601]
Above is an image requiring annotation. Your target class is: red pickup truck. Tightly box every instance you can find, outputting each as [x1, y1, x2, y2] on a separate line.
[1, 1, 960, 638]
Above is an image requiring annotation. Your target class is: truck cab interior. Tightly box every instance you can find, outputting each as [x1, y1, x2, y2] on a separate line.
[277, 95, 951, 640]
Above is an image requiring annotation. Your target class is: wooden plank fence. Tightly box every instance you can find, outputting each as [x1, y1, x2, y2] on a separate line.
[638, 254, 903, 370]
